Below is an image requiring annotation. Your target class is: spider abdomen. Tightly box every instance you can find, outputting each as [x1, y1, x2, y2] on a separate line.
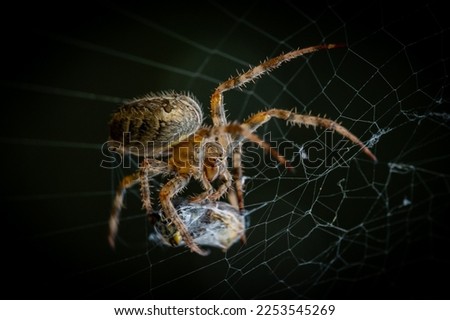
[109, 92, 203, 157]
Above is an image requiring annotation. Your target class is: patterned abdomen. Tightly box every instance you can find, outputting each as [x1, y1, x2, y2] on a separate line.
[109, 92, 203, 157]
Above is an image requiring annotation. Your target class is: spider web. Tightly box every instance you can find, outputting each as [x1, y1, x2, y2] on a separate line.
[2, 1, 449, 299]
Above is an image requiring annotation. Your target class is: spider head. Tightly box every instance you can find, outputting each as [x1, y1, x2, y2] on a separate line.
[203, 142, 226, 181]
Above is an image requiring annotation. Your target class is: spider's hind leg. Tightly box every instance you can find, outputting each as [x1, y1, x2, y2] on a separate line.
[138, 158, 169, 214]
[108, 172, 140, 248]
[108, 158, 169, 249]
[232, 143, 245, 212]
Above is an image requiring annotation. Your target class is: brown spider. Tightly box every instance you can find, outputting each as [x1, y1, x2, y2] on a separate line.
[107, 44, 377, 255]
[151, 200, 246, 252]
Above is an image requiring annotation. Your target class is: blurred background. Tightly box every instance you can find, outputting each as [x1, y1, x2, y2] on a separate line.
[1, 1, 449, 299]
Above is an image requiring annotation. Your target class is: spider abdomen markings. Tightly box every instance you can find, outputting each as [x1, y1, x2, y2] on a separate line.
[109, 92, 203, 157]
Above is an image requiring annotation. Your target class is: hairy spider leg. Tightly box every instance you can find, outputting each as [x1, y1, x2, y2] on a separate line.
[227, 154, 248, 245]
[228, 138, 291, 210]
[232, 143, 245, 212]
[210, 44, 342, 127]
[108, 159, 169, 249]
[244, 109, 377, 162]
[193, 124, 290, 205]
[200, 125, 290, 165]
[209, 44, 342, 215]
[138, 158, 171, 212]
[159, 173, 209, 256]
[193, 137, 220, 198]
[108, 172, 140, 248]
[139, 159, 153, 214]
[190, 163, 233, 204]
[197, 110, 376, 218]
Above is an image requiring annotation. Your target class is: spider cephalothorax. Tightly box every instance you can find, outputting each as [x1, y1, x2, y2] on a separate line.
[107, 44, 377, 255]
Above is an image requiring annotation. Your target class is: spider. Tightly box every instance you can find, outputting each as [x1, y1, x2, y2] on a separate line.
[107, 44, 377, 255]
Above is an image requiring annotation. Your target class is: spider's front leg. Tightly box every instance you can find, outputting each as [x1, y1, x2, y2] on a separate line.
[160, 174, 209, 256]
[210, 44, 342, 127]
[244, 109, 377, 162]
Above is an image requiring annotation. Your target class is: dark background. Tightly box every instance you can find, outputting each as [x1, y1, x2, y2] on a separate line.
[1, 1, 449, 299]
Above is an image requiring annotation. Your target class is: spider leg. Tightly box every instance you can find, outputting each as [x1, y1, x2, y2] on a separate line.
[227, 188, 239, 211]
[208, 168, 233, 201]
[139, 159, 169, 214]
[139, 159, 153, 215]
[193, 170, 241, 245]
[232, 143, 245, 212]
[210, 44, 342, 127]
[190, 161, 233, 204]
[227, 161, 248, 245]
[189, 174, 214, 203]
[108, 172, 140, 248]
[200, 124, 290, 167]
[191, 138, 215, 202]
[244, 109, 377, 162]
[108, 159, 169, 249]
[160, 173, 209, 256]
